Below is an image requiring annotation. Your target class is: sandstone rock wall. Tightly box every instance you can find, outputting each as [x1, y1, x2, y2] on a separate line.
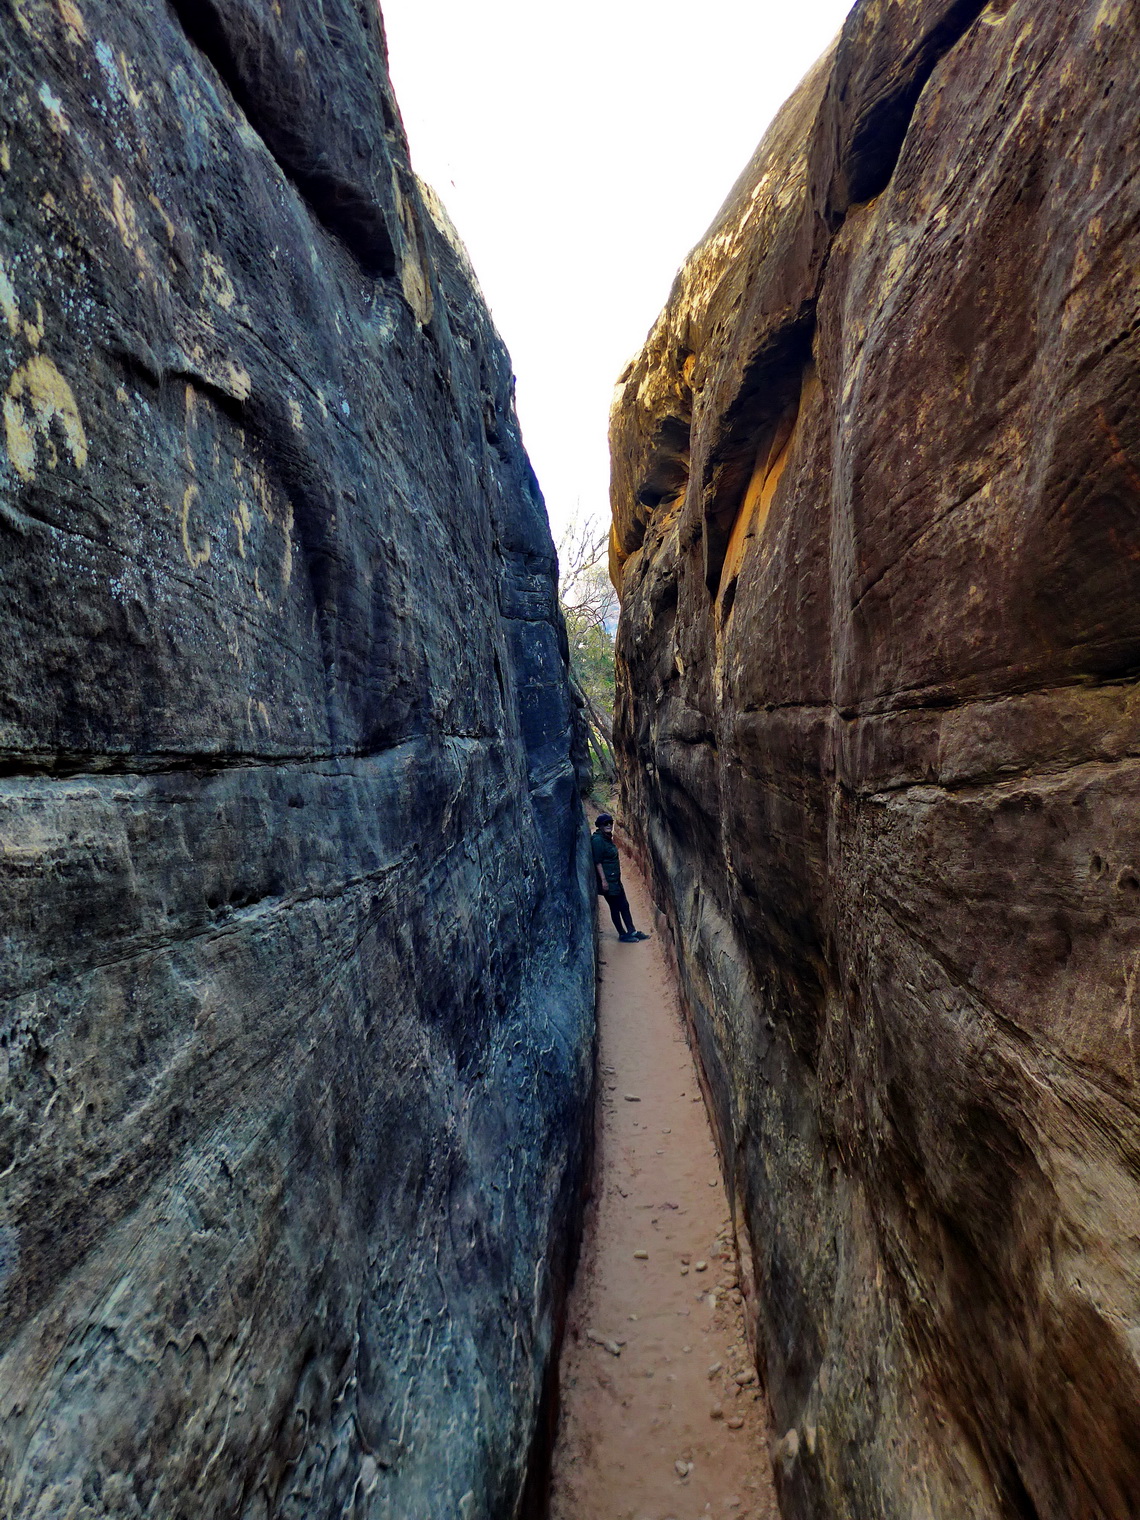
[0, 3, 594, 1516]
[610, 3, 1140, 1516]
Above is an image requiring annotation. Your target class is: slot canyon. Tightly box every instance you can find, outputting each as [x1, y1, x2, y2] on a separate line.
[1, 1, 1139, 1519]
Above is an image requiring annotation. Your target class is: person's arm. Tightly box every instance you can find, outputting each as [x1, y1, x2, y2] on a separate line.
[596, 862, 609, 893]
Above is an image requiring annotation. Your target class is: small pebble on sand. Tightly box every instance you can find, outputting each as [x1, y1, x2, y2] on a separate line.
[735, 1370, 756, 1385]
[585, 1328, 622, 1357]
[694, 1260, 708, 1272]
[679, 1266, 689, 1275]
[624, 1094, 641, 1102]
[727, 1415, 745, 1430]
[633, 1249, 649, 1260]
[707, 1362, 722, 1377]
[710, 1403, 724, 1420]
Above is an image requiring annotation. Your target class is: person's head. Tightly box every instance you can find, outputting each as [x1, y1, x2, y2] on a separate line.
[595, 813, 614, 834]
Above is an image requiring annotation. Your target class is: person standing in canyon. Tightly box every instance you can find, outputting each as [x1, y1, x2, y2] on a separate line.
[592, 814, 648, 942]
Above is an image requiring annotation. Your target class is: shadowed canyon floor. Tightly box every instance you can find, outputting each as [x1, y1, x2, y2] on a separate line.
[549, 860, 779, 1520]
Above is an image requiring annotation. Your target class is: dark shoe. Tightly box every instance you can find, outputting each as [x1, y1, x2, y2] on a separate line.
[618, 932, 636, 942]
[630, 930, 649, 940]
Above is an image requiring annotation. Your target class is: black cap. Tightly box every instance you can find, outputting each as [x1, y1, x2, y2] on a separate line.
[595, 813, 613, 827]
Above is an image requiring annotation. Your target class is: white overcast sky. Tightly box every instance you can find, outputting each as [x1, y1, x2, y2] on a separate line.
[382, 0, 856, 548]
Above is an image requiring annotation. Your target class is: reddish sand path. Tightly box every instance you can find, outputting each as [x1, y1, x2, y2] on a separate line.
[549, 857, 780, 1520]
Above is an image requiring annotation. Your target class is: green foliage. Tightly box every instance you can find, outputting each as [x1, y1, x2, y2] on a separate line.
[558, 518, 618, 788]
[566, 611, 615, 726]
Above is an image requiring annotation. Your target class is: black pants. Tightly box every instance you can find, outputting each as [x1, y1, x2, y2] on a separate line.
[603, 884, 634, 936]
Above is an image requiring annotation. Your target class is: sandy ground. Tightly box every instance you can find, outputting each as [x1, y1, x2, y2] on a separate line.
[548, 857, 780, 1520]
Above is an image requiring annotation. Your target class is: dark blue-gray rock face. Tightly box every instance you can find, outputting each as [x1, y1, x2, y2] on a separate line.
[0, 3, 594, 1515]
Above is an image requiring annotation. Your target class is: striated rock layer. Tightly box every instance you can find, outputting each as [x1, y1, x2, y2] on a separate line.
[610, 3, 1140, 1516]
[0, 2, 594, 1516]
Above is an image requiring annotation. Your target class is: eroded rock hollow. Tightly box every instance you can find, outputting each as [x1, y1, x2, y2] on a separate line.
[0, 3, 593, 1515]
[610, 3, 1140, 1516]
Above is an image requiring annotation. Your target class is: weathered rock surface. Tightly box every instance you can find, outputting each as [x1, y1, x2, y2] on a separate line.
[0, 3, 593, 1516]
[610, 3, 1140, 1516]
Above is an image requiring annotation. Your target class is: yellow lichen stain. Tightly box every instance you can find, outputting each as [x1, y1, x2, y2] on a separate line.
[57, 0, 86, 42]
[394, 182, 433, 326]
[246, 697, 271, 734]
[223, 454, 293, 601]
[148, 194, 176, 243]
[185, 343, 249, 404]
[0, 260, 20, 336]
[281, 498, 293, 590]
[107, 175, 156, 283]
[118, 52, 145, 111]
[110, 176, 137, 246]
[247, 462, 273, 525]
[3, 353, 88, 482]
[201, 252, 235, 310]
[0, 141, 10, 173]
[115, 385, 129, 404]
[885, 241, 907, 280]
[180, 482, 210, 569]
[3, 394, 36, 480]
[231, 495, 252, 558]
[288, 398, 303, 430]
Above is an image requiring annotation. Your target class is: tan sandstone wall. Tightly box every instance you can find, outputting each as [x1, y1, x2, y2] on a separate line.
[610, 3, 1140, 1516]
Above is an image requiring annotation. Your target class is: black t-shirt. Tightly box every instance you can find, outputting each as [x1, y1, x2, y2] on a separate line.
[591, 830, 622, 889]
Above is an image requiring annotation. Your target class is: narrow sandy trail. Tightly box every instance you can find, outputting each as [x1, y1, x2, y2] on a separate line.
[549, 858, 780, 1520]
